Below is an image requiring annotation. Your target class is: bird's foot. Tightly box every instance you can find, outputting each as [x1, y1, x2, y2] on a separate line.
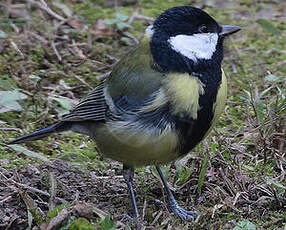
[167, 198, 196, 221]
[119, 213, 133, 222]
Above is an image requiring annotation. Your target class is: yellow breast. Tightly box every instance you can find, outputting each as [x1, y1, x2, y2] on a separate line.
[163, 73, 205, 119]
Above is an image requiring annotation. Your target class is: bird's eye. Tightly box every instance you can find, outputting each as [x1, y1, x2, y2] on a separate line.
[198, 25, 208, 33]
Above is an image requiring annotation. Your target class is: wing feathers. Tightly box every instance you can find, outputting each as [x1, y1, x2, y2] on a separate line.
[62, 83, 106, 122]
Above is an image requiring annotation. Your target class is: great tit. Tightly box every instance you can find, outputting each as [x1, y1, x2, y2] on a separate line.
[8, 6, 240, 221]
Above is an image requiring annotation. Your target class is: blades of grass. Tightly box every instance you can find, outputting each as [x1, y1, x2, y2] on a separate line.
[256, 99, 264, 123]
[68, 218, 95, 230]
[47, 203, 71, 222]
[8, 144, 50, 162]
[97, 215, 116, 230]
[197, 149, 209, 196]
[27, 210, 33, 230]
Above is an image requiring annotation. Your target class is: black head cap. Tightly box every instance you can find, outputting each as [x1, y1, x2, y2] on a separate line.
[150, 6, 240, 76]
[152, 6, 220, 36]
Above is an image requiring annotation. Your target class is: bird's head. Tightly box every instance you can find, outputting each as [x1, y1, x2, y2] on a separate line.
[147, 6, 240, 73]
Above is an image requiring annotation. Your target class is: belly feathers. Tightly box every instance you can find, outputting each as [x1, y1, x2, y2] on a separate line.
[94, 121, 180, 166]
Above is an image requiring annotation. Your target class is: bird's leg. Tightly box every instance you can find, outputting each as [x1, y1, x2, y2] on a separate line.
[122, 165, 139, 218]
[156, 166, 196, 221]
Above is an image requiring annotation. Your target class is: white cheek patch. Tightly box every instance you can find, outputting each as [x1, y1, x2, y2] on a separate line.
[145, 25, 154, 38]
[168, 33, 218, 63]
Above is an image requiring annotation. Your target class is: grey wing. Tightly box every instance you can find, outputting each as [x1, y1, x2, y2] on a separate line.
[62, 82, 107, 122]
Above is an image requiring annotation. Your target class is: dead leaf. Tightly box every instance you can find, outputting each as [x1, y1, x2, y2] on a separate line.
[69, 46, 87, 60]
[68, 19, 84, 30]
[73, 203, 94, 219]
[7, 4, 29, 19]
[92, 18, 113, 36]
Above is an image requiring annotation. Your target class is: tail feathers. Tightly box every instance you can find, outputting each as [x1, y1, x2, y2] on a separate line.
[7, 121, 71, 145]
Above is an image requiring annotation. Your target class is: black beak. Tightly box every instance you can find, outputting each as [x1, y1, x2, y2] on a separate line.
[219, 25, 241, 36]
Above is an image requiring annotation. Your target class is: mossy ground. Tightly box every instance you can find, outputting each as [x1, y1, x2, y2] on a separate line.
[0, 0, 285, 229]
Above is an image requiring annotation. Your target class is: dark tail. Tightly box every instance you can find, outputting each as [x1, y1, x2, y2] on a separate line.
[7, 121, 71, 145]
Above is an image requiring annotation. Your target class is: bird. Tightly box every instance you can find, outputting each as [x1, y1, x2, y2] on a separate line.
[7, 6, 240, 221]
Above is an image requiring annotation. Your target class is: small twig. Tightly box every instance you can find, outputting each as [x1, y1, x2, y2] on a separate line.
[48, 172, 57, 212]
[142, 199, 147, 221]
[4, 215, 18, 230]
[10, 41, 24, 58]
[96, 71, 111, 81]
[39, 0, 48, 7]
[73, 191, 80, 202]
[0, 195, 13, 204]
[119, 31, 139, 44]
[0, 127, 22, 132]
[231, 57, 238, 74]
[72, 74, 93, 89]
[89, 59, 105, 66]
[26, 0, 65, 21]
[0, 171, 66, 203]
[17, 183, 52, 197]
[26, 31, 48, 44]
[133, 14, 154, 23]
[51, 41, 62, 62]
[54, 17, 73, 33]
[128, 10, 154, 24]
[232, 192, 242, 206]
[104, 54, 119, 62]
[218, 168, 236, 197]
[91, 175, 123, 180]
[211, 204, 224, 218]
[87, 28, 92, 50]
[151, 210, 162, 225]
[10, 23, 20, 33]
[127, 8, 139, 24]
[69, 39, 87, 60]
[0, 171, 48, 197]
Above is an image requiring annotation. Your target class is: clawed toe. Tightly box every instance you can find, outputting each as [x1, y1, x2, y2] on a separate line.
[155, 167, 198, 222]
[120, 213, 133, 222]
[167, 200, 197, 221]
[168, 204, 196, 221]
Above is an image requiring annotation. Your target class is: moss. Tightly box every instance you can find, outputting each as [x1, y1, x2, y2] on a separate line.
[69, 217, 95, 230]
[71, 3, 114, 24]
